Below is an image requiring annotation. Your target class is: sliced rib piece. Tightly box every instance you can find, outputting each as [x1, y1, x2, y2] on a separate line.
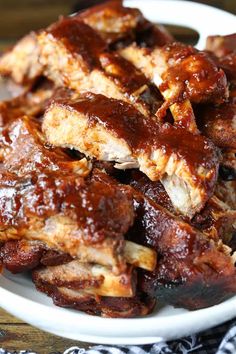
[33, 275, 155, 317]
[33, 260, 136, 297]
[0, 33, 42, 85]
[127, 189, 236, 310]
[0, 166, 139, 273]
[43, 93, 219, 217]
[119, 43, 228, 132]
[76, 0, 143, 44]
[75, 0, 173, 47]
[37, 17, 162, 116]
[200, 102, 236, 150]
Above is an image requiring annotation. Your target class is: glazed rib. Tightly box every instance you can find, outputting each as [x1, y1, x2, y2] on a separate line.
[0, 116, 158, 273]
[119, 42, 228, 132]
[75, 0, 173, 47]
[128, 189, 236, 310]
[37, 17, 162, 117]
[43, 92, 219, 217]
[33, 260, 136, 297]
[0, 168, 156, 273]
[0, 1, 173, 91]
[32, 275, 155, 317]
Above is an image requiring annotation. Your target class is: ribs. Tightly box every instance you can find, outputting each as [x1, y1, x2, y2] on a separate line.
[0, 1, 173, 91]
[127, 189, 236, 310]
[43, 92, 219, 217]
[0, 116, 156, 274]
[32, 275, 155, 317]
[75, 0, 173, 47]
[36, 17, 162, 117]
[127, 170, 236, 243]
[119, 43, 228, 133]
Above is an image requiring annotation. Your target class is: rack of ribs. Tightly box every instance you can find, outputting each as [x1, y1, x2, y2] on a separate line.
[0, 0, 235, 317]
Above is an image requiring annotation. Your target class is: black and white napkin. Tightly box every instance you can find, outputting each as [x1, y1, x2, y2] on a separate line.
[1, 318, 236, 354]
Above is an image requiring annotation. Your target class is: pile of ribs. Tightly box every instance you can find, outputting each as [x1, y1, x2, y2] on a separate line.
[0, 0, 235, 317]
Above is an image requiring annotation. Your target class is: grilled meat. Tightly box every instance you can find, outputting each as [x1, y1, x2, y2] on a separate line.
[0, 0, 234, 317]
[33, 276, 156, 317]
[128, 190, 236, 310]
[75, 0, 173, 47]
[119, 42, 228, 132]
[43, 92, 219, 217]
[0, 239, 72, 273]
[128, 170, 236, 242]
[0, 116, 157, 274]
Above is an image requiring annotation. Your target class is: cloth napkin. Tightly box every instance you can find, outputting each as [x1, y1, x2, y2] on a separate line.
[1, 318, 236, 354]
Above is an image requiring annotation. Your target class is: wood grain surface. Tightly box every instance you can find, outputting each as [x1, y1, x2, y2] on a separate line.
[0, 1, 235, 353]
[0, 308, 92, 353]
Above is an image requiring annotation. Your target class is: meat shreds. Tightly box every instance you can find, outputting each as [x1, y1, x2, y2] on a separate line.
[75, 0, 143, 44]
[127, 190, 236, 310]
[43, 93, 219, 217]
[0, 239, 72, 273]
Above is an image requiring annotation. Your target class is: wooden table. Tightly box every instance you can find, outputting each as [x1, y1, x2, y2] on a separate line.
[0, 308, 92, 353]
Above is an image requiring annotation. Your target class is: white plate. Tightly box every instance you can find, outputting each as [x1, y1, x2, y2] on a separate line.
[0, 0, 236, 346]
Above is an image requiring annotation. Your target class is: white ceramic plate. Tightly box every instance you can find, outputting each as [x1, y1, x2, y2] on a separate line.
[0, 0, 236, 346]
